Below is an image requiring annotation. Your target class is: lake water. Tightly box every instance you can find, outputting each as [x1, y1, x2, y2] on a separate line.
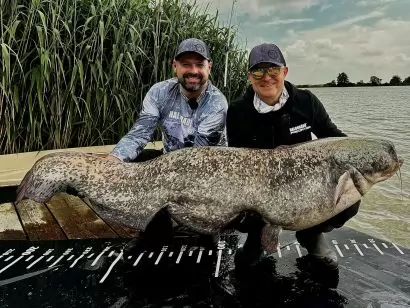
[308, 86, 410, 248]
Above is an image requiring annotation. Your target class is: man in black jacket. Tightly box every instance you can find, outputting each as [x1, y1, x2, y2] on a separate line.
[227, 43, 360, 266]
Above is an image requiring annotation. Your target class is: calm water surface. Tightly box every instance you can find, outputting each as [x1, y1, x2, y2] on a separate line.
[309, 86, 410, 248]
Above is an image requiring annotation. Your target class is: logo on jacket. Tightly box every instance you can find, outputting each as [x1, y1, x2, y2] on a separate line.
[169, 111, 193, 126]
[289, 123, 311, 135]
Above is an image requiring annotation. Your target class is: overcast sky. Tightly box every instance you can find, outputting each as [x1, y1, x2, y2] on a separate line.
[194, 0, 410, 85]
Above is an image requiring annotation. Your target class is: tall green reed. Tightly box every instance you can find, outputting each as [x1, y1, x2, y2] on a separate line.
[0, 0, 248, 154]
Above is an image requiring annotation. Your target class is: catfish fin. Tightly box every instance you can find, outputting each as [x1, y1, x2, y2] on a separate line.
[261, 224, 282, 254]
[334, 171, 350, 206]
[168, 202, 228, 234]
[333, 168, 363, 212]
[84, 198, 164, 232]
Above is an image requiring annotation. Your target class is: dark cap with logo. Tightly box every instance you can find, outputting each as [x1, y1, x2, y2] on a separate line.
[175, 38, 211, 61]
[248, 43, 286, 70]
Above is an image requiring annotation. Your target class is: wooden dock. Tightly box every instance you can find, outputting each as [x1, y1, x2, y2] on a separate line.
[0, 193, 140, 241]
[0, 142, 162, 241]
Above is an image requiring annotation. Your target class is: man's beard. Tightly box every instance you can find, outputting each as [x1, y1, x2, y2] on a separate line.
[178, 73, 206, 92]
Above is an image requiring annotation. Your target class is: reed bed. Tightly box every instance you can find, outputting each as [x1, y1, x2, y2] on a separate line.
[0, 0, 248, 154]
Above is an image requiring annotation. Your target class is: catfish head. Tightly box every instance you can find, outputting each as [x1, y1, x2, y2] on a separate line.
[332, 138, 403, 200]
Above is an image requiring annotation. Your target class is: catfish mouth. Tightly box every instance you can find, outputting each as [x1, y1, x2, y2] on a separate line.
[383, 155, 404, 177]
[368, 155, 404, 184]
[398, 156, 404, 167]
[359, 155, 404, 185]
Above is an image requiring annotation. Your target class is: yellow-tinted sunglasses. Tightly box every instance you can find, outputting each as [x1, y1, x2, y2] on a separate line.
[250, 67, 283, 79]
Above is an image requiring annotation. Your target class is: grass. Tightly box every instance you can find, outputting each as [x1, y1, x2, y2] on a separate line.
[0, 0, 248, 155]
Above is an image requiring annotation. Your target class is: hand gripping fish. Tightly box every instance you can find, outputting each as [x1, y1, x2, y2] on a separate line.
[16, 137, 403, 253]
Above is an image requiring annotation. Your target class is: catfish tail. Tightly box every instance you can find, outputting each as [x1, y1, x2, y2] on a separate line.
[16, 166, 34, 202]
[15, 153, 70, 203]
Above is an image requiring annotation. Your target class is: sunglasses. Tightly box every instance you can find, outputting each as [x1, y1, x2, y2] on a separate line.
[249, 67, 283, 80]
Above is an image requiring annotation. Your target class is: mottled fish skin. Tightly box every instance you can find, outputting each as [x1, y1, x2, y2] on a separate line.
[16, 137, 403, 236]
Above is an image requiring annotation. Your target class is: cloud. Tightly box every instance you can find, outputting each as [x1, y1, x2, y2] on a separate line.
[319, 3, 332, 12]
[278, 0, 325, 12]
[190, 0, 410, 84]
[326, 11, 385, 29]
[281, 17, 410, 84]
[264, 18, 314, 25]
[193, 0, 326, 19]
[360, 49, 384, 57]
[284, 38, 343, 64]
[356, 0, 397, 7]
[285, 40, 308, 58]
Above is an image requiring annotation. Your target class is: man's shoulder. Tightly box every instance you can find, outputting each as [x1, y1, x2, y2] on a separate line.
[150, 78, 178, 92]
[207, 82, 227, 99]
[286, 81, 312, 97]
[285, 81, 317, 106]
[204, 82, 228, 109]
[145, 78, 179, 105]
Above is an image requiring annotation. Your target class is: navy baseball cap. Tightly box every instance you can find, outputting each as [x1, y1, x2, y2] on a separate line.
[174, 38, 211, 61]
[248, 43, 286, 70]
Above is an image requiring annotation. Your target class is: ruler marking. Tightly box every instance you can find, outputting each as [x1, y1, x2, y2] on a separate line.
[373, 243, 384, 255]
[334, 245, 344, 257]
[295, 245, 302, 257]
[133, 252, 145, 267]
[70, 254, 85, 268]
[27, 256, 44, 270]
[0, 256, 24, 274]
[99, 250, 123, 283]
[26, 256, 34, 262]
[196, 250, 203, 263]
[392, 243, 404, 255]
[49, 255, 65, 268]
[277, 245, 282, 258]
[176, 251, 184, 264]
[91, 246, 110, 267]
[214, 250, 223, 278]
[354, 244, 364, 256]
[155, 252, 164, 265]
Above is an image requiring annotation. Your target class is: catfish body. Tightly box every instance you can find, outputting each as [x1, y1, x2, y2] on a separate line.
[16, 137, 403, 252]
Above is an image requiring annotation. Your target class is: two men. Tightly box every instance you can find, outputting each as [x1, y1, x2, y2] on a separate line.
[110, 37, 358, 265]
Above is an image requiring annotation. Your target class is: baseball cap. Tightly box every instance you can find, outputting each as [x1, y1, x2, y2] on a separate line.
[248, 43, 286, 70]
[174, 38, 211, 61]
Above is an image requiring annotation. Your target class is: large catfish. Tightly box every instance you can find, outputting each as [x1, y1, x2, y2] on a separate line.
[16, 137, 403, 253]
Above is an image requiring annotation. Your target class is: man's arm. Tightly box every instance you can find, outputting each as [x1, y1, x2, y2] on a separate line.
[110, 88, 160, 162]
[310, 92, 347, 138]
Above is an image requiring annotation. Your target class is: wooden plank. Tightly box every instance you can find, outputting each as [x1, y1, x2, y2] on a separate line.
[83, 198, 140, 238]
[46, 193, 118, 239]
[15, 200, 66, 241]
[0, 203, 26, 240]
[0, 141, 163, 187]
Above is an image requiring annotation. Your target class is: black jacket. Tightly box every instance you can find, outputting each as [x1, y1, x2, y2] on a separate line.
[226, 81, 346, 149]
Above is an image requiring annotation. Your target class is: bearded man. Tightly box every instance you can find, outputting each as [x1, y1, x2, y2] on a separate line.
[108, 38, 228, 162]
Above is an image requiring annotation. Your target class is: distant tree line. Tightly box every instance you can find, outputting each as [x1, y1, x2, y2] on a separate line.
[298, 73, 410, 88]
